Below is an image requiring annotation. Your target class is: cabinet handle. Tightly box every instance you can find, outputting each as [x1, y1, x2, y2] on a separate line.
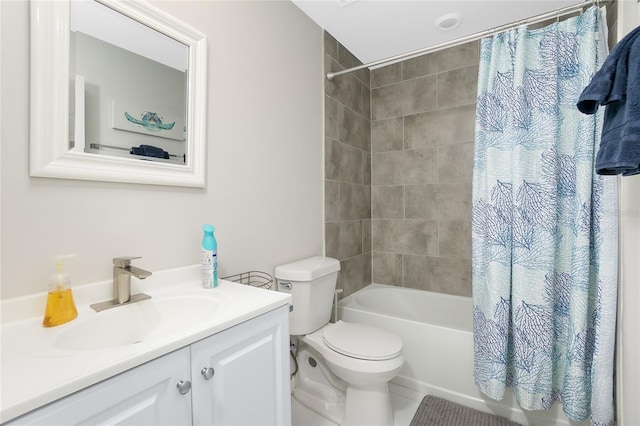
[201, 367, 215, 380]
[176, 380, 192, 395]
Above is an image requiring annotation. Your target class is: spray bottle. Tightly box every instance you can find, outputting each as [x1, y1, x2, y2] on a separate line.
[201, 225, 218, 288]
[42, 254, 78, 327]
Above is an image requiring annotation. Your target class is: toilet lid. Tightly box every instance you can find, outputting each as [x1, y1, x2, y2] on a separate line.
[322, 321, 403, 361]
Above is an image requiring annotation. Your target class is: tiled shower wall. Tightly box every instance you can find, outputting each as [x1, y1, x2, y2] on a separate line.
[326, 6, 616, 299]
[324, 30, 478, 298]
[369, 42, 478, 297]
[324, 32, 372, 297]
[323, 32, 479, 298]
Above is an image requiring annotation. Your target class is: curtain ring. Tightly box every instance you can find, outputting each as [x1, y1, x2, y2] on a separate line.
[556, 8, 561, 24]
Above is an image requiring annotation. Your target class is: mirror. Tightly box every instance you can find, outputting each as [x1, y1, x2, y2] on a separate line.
[70, 1, 189, 165]
[30, 0, 207, 187]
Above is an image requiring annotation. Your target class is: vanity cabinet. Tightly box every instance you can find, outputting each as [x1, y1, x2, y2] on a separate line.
[6, 348, 192, 425]
[191, 305, 291, 425]
[7, 305, 291, 426]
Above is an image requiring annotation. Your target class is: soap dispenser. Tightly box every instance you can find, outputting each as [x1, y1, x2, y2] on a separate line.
[42, 254, 78, 327]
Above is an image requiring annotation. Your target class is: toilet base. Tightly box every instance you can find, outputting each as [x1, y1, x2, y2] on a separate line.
[293, 347, 346, 425]
[293, 344, 396, 426]
[292, 397, 338, 426]
[344, 384, 393, 426]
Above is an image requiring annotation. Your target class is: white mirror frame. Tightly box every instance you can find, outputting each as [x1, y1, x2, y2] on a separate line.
[30, 0, 207, 187]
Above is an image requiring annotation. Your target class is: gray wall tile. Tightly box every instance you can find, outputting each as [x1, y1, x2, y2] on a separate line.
[402, 55, 435, 81]
[325, 96, 339, 140]
[340, 182, 371, 220]
[405, 184, 437, 220]
[405, 104, 476, 149]
[607, 0, 618, 49]
[363, 151, 371, 186]
[438, 143, 474, 183]
[325, 138, 363, 184]
[371, 63, 401, 88]
[372, 147, 437, 185]
[437, 65, 479, 109]
[325, 180, 340, 222]
[338, 253, 371, 297]
[372, 219, 438, 256]
[404, 112, 435, 151]
[339, 105, 370, 152]
[372, 252, 402, 286]
[362, 218, 371, 254]
[372, 75, 437, 120]
[372, 185, 404, 219]
[363, 89, 371, 121]
[324, 31, 372, 297]
[325, 56, 364, 115]
[403, 255, 471, 296]
[436, 183, 471, 222]
[372, 117, 404, 153]
[403, 42, 479, 81]
[324, 31, 338, 61]
[338, 43, 370, 89]
[429, 41, 479, 75]
[368, 38, 478, 297]
[325, 30, 479, 298]
[438, 220, 471, 259]
[326, 221, 362, 260]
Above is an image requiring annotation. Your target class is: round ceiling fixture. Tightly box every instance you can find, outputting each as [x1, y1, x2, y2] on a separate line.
[436, 13, 461, 31]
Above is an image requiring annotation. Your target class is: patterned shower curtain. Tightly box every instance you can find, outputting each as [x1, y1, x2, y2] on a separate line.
[472, 7, 618, 425]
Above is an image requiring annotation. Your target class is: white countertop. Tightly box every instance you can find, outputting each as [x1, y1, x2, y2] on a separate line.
[0, 265, 291, 423]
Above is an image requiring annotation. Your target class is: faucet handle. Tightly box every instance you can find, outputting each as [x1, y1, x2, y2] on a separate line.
[113, 256, 142, 268]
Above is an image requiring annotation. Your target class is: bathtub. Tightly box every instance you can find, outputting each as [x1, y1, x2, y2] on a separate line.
[338, 284, 587, 426]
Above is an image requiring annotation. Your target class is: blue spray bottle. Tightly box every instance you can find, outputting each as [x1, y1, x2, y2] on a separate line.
[201, 224, 218, 288]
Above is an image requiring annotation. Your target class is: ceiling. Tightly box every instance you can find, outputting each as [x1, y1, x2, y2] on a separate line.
[292, 0, 585, 66]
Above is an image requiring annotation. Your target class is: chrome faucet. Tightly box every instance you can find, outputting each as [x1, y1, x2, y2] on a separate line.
[113, 256, 152, 303]
[90, 256, 153, 312]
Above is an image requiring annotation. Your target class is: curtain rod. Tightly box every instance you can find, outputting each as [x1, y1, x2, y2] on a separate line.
[326, 0, 602, 81]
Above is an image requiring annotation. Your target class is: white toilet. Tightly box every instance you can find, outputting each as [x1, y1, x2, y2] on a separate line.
[275, 256, 404, 426]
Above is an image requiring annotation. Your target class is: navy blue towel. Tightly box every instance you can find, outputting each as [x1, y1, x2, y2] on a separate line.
[130, 144, 170, 159]
[577, 25, 640, 176]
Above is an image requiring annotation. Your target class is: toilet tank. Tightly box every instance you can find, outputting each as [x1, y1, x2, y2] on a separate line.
[275, 256, 340, 336]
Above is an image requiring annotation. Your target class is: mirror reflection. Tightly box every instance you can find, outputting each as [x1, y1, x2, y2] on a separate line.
[69, 0, 189, 164]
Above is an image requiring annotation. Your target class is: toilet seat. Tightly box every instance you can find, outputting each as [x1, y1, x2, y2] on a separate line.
[322, 321, 403, 361]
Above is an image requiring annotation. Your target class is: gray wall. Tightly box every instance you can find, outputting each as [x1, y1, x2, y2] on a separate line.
[369, 42, 478, 297]
[1, 0, 324, 299]
[326, 12, 615, 298]
[323, 32, 372, 297]
[324, 34, 479, 298]
[362, 6, 618, 298]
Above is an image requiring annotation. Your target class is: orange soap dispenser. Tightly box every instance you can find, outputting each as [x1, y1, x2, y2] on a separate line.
[43, 254, 78, 327]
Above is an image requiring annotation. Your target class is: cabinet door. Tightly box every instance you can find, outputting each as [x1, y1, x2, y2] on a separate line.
[191, 305, 291, 426]
[8, 348, 192, 426]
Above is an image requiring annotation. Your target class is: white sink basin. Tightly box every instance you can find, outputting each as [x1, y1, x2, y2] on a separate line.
[54, 296, 220, 351]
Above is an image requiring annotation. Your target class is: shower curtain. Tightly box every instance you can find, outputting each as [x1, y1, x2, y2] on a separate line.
[471, 7, 618, 425]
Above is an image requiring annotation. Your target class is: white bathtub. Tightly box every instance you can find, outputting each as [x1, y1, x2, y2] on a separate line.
[338, 284, 587, 426]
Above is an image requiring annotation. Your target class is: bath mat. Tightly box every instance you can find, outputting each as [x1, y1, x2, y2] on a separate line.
[409, 395, 522, 426]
